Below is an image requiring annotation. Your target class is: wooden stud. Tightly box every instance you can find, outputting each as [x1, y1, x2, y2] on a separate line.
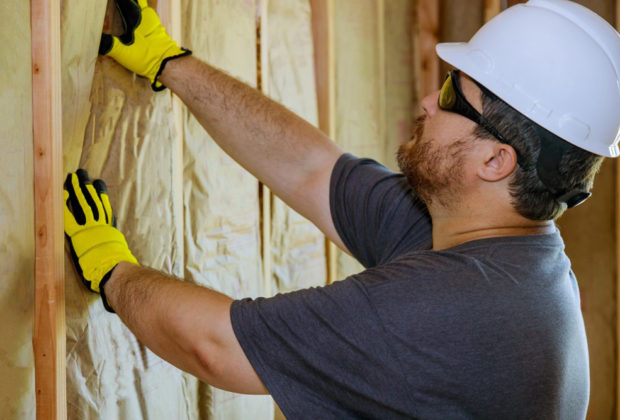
[616, 3, 620, 416]
[377, 0, 387, 164]
[484, 0, 502, 21]
[417, 0, 440, 97]
[310, 0, 338, 284]
[31, 0, 66, 418]
[617, 150, 620, 420]
[258, 0, 273, 296]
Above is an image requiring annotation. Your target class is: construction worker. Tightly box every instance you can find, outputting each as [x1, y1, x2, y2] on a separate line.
[64, 0, 620, 417]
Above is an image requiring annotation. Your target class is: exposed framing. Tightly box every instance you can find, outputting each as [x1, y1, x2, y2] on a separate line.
[484, 0, 502, 21]
[616, 3, 620, 417]
[417, 0, 440, 97]
[258, 0, 273, 296]
[310, 0, 338, 284]
[617, 144, 620, 420]
[31, 0, 66, 418]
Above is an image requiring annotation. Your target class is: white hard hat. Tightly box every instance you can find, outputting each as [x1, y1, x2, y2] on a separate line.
[436, 0, 620, 157]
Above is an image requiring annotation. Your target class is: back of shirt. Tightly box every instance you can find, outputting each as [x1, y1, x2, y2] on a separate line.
[231, 154, 589, 419]
[362, 238, 589, 419]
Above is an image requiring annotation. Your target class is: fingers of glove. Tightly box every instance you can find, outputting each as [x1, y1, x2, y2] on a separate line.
[105, 35, 158, 80]
[114, 0, 142, 44]
[75, 169, 101, 223]
[94, 179, 114, 225]
[139, 7, 164, 37]
[85, 183, 105, 224]
[63, 189, 80, 236]
[137, 0, 148, 10]
[64, 173, 88, 225]
[99, 33, 115, 55]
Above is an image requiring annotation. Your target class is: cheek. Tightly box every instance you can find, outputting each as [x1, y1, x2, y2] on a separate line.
[433, 114, 477, 147]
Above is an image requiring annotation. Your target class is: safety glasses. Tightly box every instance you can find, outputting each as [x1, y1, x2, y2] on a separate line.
[438, 70, 523, 166]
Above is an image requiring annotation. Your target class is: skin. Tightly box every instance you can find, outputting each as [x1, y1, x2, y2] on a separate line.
[103, 56, 555, 395]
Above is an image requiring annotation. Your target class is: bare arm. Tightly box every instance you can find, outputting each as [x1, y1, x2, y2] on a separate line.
[105, 262, 268, 394]
[160, 55, 348, 251]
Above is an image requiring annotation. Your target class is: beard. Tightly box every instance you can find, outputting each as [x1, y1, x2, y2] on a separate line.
[397, 116, 470, 208]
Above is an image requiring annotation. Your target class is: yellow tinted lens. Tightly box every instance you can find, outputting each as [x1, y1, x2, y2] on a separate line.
[439, 74, 456, 109]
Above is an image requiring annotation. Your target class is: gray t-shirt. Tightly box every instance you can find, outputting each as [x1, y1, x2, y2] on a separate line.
[231, 153, 589, 419]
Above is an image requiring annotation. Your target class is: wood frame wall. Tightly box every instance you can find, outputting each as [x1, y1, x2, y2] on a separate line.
[31, 0, 66, 418]
[310, 0, 338, 284]
[617, 4, 620, 418]
[616, 5, 620, 418]
[258, 0, 273, 297]
[28, 0, 620, 418]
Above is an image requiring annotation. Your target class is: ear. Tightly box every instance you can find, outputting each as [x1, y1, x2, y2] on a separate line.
[476, 141, 518, 182]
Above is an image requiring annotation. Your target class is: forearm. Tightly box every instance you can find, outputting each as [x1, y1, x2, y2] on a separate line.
[159, 56, 344, 239]
[161, 56, 341, 191]
[105, 262, 267, 394]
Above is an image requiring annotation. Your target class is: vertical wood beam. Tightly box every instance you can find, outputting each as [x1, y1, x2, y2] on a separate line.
[377, 0, 387, 163]
[417, 0, 440, 97]
[616, 4, 620, 417]
[310, 0, 338, 284]
[617, 147, 620, 420]
[258, 0, 273, 296]
[31, 0, 66, 418]
[484, 0, 502, 21]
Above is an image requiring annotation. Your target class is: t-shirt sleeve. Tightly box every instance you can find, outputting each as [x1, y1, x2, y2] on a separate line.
[330, 153, 432, 267]
[230, 277, 413, 418]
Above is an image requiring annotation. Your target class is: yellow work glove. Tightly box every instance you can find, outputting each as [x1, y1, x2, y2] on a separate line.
[64, 169, 139, 312]
[99, 0, 191, 91]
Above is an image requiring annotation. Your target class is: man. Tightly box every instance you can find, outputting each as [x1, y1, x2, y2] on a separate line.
[64, 0, 620, 417]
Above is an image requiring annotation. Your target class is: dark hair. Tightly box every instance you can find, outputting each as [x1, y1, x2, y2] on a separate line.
[473, 95, 604, 221]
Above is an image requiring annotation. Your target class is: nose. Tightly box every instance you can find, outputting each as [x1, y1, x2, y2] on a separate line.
[421, 90, 440, 118]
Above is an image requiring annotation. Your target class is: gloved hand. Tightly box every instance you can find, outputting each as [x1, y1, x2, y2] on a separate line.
[64, 169, 139, 312]
[99, 0, 192, 91]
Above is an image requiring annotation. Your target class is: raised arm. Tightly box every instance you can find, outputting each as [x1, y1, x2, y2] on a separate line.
[99, 0, 346, 250]
[160, 56, 346, 250]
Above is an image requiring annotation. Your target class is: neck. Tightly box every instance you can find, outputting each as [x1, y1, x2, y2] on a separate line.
[429, 203, 556, 250]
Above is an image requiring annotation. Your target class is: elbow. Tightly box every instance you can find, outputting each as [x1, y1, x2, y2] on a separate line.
[192, 342, 221, 382]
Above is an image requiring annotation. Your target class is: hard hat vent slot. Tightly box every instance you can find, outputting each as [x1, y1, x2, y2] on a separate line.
[558, 115, 590, 142]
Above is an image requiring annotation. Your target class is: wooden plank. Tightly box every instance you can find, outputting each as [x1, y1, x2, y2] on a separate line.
[616, 5, 620, 419]
[384, 0, 416, 169]
[484, 0, 501, 21]
[258, 0, 273, 296]
[377, 0, 387, 161]
[310, 0, 338, 284]
[31, 0, 66, 418]
[417, 0, 440, 97]
[439, 0, 485, 77]
[311, 0, 335, 140]
[617, 147, 620, 420]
